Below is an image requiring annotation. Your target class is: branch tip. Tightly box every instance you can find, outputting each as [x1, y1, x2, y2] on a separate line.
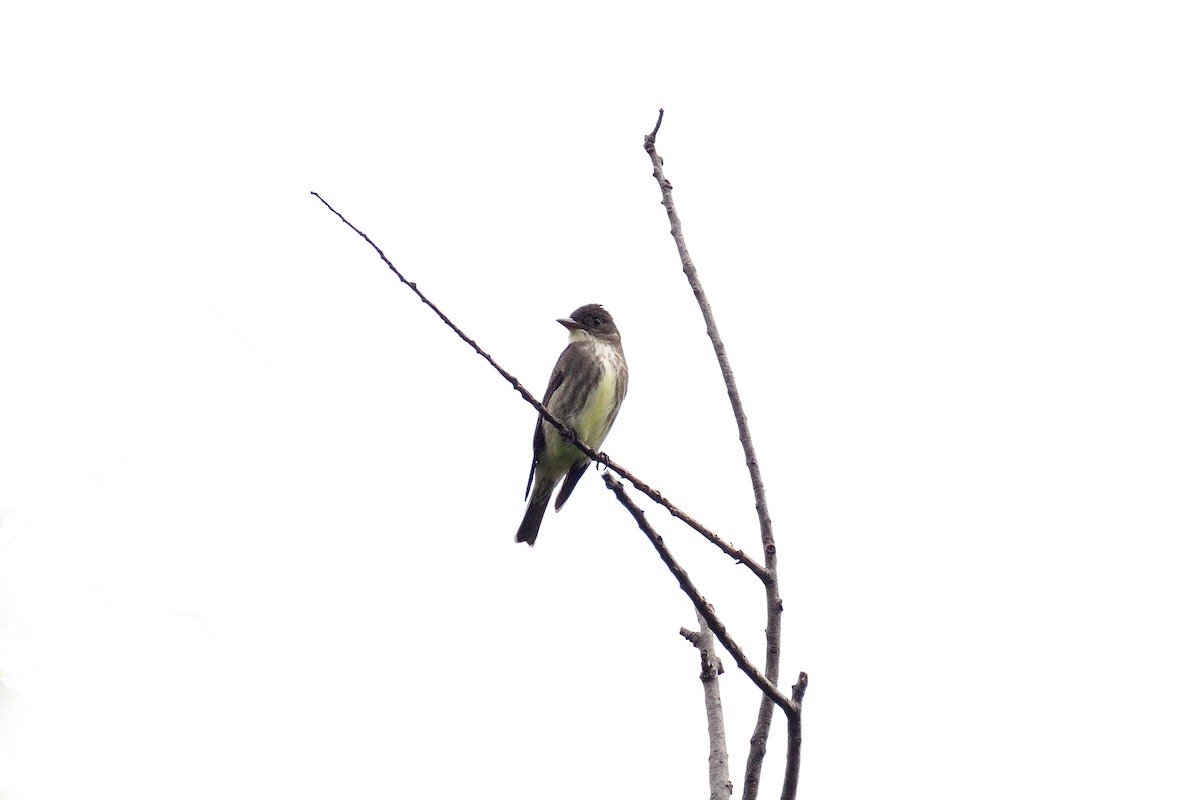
[646, 108, 665, 143]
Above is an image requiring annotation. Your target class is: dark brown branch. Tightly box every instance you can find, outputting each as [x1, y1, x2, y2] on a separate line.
[311, 191, 766, 579]
[615, 471, 766, 579]
[643, 113, 788, 800]
[310, 191, 533, 404]
[603, 473, 795, 713]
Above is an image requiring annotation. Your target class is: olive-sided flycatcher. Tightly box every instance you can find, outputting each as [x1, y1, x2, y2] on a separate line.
[515, 304, 628, 546]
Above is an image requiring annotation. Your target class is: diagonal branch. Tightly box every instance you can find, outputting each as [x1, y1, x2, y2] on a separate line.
[311, 191, 766, 579]
[643, 110, 788, 800]
[603, 473, 795, 713]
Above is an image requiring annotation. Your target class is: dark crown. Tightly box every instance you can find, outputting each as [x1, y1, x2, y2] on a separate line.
[570, 304, 619, 336]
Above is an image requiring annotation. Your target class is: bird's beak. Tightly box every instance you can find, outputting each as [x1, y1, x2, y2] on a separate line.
[557, 317, 584, 331]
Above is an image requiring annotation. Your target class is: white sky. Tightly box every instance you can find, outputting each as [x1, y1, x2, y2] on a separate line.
[2, 1, 1198, 798]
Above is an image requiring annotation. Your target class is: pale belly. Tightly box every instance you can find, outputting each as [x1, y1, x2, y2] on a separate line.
[572, 363, 618, 447]
[543, 347, 624, 460]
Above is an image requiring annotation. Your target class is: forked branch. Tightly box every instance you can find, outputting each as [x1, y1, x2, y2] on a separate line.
[603, 473, 794, 712]
[643, 110, 794, 800]
[310, 191, 765, 579]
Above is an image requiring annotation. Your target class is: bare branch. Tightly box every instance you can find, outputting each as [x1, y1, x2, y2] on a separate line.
[684, 609, 733, 800]
[648, 107, 665, 139]
[643, 114, 789, 800]
[311, 191, 765, 579]
[779, 673, 808, 800]
[603, 473, 795, 713]
[310, 191, 534, 405]
[779, 724, 800, 800]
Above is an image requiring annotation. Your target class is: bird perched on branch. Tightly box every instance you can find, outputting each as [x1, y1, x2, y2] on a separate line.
[515, 304, 628, 546]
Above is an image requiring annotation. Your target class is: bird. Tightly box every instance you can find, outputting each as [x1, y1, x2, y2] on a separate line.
[515, 304, 628, 546]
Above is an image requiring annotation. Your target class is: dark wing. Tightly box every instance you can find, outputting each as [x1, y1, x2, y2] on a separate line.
[525, 351, 571, 499]
[554, 460, 589, 510]
[556, 344, 627, 509]
[546, 342, 605, 421]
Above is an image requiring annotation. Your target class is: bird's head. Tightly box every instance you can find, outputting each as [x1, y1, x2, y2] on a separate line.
[558, 304, 620, 341]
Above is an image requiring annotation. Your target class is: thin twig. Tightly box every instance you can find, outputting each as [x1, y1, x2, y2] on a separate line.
[643, 112, 789, 800]
[311, 191, 766, 579]
[604, 473, 794, 713]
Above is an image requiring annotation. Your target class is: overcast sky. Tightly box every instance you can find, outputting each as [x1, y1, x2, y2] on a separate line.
[2, 2, 1198, 798]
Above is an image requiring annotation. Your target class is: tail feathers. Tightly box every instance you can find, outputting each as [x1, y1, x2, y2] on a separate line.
[515, 488, 552, 546]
